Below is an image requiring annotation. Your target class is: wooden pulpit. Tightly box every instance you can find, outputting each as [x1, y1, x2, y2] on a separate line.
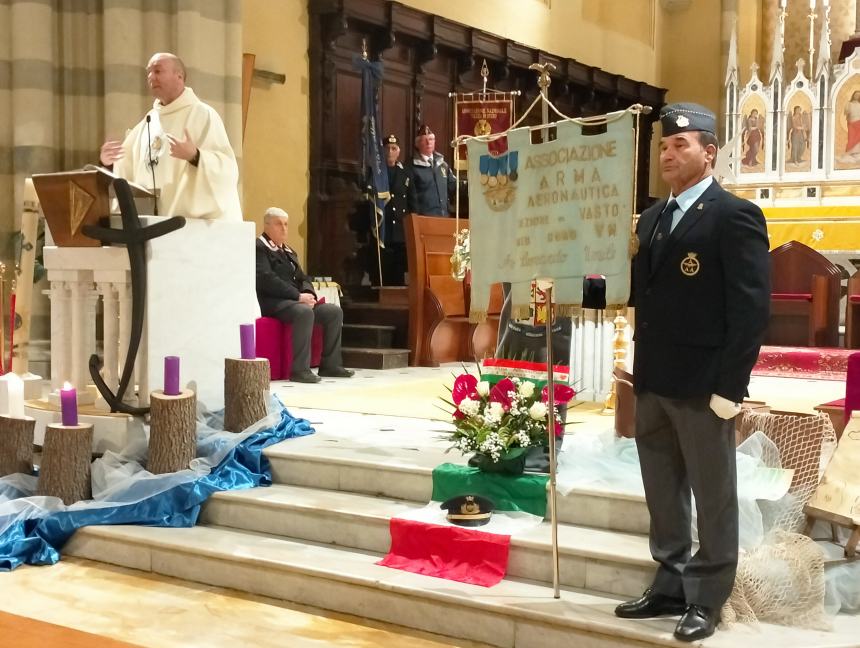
[32, 168, 153, 247]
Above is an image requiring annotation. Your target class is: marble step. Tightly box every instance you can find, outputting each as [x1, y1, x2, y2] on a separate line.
[341, 346, 410, 369]
[342, 323, 395, 348]
[199, 483, 653, 598]
[262, 426, 651, 535]
[64, 524, 859, 648]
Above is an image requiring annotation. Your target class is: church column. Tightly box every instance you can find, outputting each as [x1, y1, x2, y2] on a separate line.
[855, 0, 860, 37]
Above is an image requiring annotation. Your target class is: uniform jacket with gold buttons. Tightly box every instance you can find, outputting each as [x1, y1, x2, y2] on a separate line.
[631, 180, 770, 403]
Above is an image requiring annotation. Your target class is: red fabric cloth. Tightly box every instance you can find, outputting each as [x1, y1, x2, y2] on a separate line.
[849, 295, 860, 304]
[770, 293, 813, 301]
[845, 353, 860, 419]
[753, 345, 854, 380]
[377, 518, 510, 587]
[255, 317, 323, 380]
[255, 317, 283, 380]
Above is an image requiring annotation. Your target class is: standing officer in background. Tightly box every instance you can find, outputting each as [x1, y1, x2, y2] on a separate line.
[380, 134, 409, 285]
[614, 103, 770, 642]
[406, 124, 456, 216]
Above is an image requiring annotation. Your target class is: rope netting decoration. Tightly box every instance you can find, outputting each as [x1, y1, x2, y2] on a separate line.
[722, 411, 838, 629]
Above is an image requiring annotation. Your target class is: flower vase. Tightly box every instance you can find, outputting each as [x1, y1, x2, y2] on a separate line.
[469, 447, 528, 475]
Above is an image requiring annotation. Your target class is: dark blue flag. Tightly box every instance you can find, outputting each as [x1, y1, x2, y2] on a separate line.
[353, 55, 389, 246]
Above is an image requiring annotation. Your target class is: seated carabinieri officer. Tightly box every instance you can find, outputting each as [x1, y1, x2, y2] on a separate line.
[614, 103, 770, 642]
[255, 208, 354, 383]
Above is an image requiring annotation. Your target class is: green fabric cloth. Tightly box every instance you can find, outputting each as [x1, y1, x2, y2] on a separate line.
[431, 462, 549, 518]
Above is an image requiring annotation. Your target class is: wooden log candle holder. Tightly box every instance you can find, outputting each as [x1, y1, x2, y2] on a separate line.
[224, 357, 269, 433]
[0, 414, 35, 476]
[37, 423, 93, 504]
[148, 388, 197, 474]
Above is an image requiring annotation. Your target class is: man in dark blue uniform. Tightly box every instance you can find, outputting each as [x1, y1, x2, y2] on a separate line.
[380, 134, 409, 285]
[406, 124, 456, 216]
[614, 104, 770, 642]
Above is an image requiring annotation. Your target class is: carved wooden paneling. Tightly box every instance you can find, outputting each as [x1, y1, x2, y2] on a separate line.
[309, 0, 667, 289]
[335, 70, 363, 166]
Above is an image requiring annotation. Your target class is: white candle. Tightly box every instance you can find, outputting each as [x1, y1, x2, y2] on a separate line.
[810, 0, 816, 9]
[6, 373, 24, 418]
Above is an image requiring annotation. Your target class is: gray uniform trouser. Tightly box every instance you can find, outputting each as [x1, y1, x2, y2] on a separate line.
[271, 301, 344, 372]
[635, 391, 738, 609]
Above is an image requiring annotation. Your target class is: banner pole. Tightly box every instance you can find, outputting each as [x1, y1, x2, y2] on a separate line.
[544, 279, 560, 599]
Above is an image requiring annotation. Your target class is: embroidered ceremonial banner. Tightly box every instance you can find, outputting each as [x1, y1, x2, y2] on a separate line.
[455, 97, 514, 170]
[466, 113, 635, 320]
[353, 56, 389, 245]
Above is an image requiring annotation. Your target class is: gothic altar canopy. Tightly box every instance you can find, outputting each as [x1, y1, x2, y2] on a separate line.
[723, 2, 860, 252]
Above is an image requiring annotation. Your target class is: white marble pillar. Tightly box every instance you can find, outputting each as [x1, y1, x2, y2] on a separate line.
[46, 281, 70, 391]
[571, 310, 616, 402]
[98, 281, 120, 392]
[116, 283, 136, 406]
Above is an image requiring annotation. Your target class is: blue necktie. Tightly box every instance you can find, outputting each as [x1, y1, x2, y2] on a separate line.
[650, 199, 678, 270]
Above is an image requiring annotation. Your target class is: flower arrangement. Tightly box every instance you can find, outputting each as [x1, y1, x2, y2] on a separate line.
[445, 371, 575, 471]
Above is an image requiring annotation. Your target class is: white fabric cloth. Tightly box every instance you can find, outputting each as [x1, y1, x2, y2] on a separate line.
[114, 87, 242, 221]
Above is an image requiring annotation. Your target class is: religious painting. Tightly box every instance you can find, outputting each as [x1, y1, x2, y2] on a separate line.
[784, 94, 812, 173]
[834, 77, 860, 170]
[739, 96, 766, 174]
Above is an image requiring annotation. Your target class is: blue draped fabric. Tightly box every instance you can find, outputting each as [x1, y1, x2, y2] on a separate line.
[353, 55, 389, 245]
[0, 405, 313, 571]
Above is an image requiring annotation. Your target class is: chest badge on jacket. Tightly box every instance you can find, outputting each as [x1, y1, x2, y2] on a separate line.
[680, 252, 701, 276]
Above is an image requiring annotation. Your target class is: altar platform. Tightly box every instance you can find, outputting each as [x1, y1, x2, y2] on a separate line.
[22, 365, 850, 648]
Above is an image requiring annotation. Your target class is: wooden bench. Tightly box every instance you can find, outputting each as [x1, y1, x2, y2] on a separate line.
[405, 214, 502, 366]
[766, 241, 841, 348]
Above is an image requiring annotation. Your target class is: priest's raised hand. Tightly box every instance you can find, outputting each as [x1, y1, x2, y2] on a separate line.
[166, 128, 199, 164]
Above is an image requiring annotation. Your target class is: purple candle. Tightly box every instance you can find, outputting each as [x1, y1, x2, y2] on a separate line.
[240, 323, 255, 360]
[164, 356, 180, 395]
[60, 382, 78, 426]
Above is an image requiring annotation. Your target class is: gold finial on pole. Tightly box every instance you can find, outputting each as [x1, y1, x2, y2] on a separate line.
[361, 37, 369, 61]
[480, 59, 489, 94]
[529, 62, 555, 95]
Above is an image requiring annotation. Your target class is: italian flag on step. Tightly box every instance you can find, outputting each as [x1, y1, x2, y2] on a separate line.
[377, 462, 549, 587]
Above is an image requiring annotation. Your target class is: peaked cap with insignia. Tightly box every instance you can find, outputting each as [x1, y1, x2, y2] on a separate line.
[384, 133, 400, 146]
[440, 494, 495, 527]
[659, 103, 716, 136]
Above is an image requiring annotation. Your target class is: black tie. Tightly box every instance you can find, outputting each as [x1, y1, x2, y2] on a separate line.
[650, 199, 678, 270]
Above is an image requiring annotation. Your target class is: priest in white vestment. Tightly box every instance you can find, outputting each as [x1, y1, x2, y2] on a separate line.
[100, 52, 242, 221]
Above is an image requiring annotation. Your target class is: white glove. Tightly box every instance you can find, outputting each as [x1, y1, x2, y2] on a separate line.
[709, 394, 741, 420]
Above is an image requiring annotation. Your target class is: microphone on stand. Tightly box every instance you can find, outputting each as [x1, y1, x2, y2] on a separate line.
[145, 114, 159, 216]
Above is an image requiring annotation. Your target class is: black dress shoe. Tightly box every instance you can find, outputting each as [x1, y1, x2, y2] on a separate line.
[614, 588, 688, 619]
[318, 366, 354, 378]
[674, 604, 718, 642]
[290, 369, 321, 383]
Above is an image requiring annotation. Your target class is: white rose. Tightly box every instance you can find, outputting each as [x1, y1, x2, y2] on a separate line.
[518, 381, 536, 398]
[529, 401, 548, 420]
[476, 381, 490, 397]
